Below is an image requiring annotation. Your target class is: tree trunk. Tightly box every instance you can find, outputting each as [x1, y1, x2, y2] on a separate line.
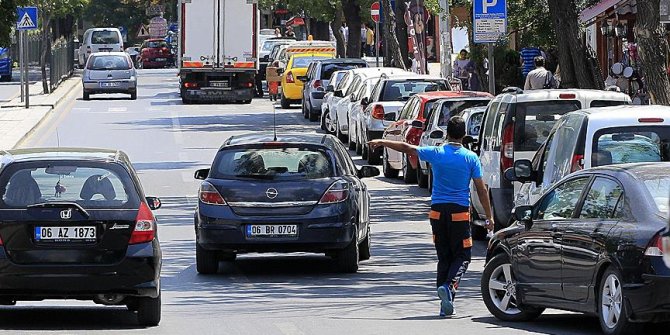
[314, 21, 330, 41]
[40, 15, 51, 94]
[331, 9, 346, 58]
[396, 1, 409, 68]
[547, 0, 603, 89]
[342, 0, 362, 58]
[382, 0, 406, 69]
[635, 0, 670, 105]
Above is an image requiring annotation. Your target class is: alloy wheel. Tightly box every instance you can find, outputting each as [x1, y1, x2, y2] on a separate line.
[488, 263, 521, 315]
[601, 274, 623, 330]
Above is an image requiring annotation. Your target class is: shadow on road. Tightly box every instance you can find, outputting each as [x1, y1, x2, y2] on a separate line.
[0, 306, 146, 330]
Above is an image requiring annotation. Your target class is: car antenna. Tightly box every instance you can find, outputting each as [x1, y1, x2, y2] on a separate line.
[273, 102, 278, 141]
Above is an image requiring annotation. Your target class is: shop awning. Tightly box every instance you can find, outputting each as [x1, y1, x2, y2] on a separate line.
[579, 0, 635, 24]
[286, 17, 305, 26]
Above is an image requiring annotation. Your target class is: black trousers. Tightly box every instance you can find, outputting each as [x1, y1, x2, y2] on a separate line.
[429, 203, 472, 299]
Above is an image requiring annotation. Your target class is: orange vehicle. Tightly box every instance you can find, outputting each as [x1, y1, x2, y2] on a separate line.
[381, 91, 493, 183]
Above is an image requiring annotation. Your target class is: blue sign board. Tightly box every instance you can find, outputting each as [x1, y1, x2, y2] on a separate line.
[169, 23, 178, 33]
[473, 0, 506, 43]
[16, 7, 38, 30]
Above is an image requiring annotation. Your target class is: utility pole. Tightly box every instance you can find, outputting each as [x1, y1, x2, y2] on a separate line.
[439, 0, 452, 79]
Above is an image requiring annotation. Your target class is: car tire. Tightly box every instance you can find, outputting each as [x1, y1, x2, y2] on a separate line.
[83, 91, 90, 101]
[336, 125, 347, 143]
[402, 153, 418, 184]
[470, 205, 488, 241]
[181, 96, 191, 105]
[361, 139, 369, 160]
[280, 94, 291, 109]
[320, 110, 328, 131]
[302, 101, 309, 119]
[220, 252, 237, 262]
[383, 149, 399, 179]
[348, 130, 356, 151]
[358, 227, 371, 261]
[481, 253, 544, 322]
[196, 243, 219, 274]
[242, 99, 252, 104]
[308, 108, 319, 122]
[130, 91, 137, 100]
[490, 196, 506, 232]
[337, 229, 359, 273]
[417, 165, 428, 188]
[355, 132, 363, 155]
[598, 267, 640, 335]
[137, 292, 161, 327]
[0, 75, 10, 82]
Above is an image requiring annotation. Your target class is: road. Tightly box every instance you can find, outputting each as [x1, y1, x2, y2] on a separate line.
[6, 69, 603, 335]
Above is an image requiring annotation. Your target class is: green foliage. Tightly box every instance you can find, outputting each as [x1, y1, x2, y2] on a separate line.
[507, 0, 555, 48]
[0, 0, 20, 47]
[83, 0, 172, 45]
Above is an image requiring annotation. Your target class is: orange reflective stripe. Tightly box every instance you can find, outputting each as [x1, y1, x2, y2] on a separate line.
[463, 237, 473, 248]
[234, 62, 255, 68]
[182, 61, 203, 68]
[429, 210, 441, 220]
[451, 212, 470, 222]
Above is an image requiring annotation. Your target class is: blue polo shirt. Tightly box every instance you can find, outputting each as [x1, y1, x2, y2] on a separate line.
[416, 145, 482, 207]
[520, 47, 541, 77]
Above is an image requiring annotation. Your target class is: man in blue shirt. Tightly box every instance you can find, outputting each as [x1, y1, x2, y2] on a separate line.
[369, 116, 494, 317]
[520, 47, 541, 77]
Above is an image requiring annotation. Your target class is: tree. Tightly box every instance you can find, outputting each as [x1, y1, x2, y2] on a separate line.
[634, 0, 670, 105]
[381, 0, 405, 69]
[83, 0, 168, 46]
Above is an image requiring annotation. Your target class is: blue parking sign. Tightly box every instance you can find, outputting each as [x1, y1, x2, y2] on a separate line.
[16, 7, 38, 30]
[473, 0, 506, 44]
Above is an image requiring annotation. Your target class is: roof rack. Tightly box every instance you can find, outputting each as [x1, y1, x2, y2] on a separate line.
[501, 86, 523, 94]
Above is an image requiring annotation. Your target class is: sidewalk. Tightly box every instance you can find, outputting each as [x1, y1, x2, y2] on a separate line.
[0, 75, 81, 150]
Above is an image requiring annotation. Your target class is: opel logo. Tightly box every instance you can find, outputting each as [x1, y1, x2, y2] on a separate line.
[265, 188, 278, 199]
[60, 208, 72, 220]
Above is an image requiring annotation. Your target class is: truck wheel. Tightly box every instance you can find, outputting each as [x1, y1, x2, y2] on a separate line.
[196, 243, 219, 274]
[137, 292, 161, 327]
[280, 94, 291, 109]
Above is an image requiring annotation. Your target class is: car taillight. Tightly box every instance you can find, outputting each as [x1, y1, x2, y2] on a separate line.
[319, 181, 349, 204]
[645, 234, 664, 256]
[313, 80, 321, 88]
[559, 93, 576, 99]
[372, 105, 384, 120]
[639, 118, 664, 123]
[129, 202, 156, 245]
[286, 72, 294, 83]
[501, 124, 514, 170]
[162, 47, 169, 53]
[184, 82, 198, 88]
[199, 181, 226, 205]
[571, 154, 584, 172]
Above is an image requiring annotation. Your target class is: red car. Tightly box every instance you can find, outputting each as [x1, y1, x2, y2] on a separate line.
[138, 39, 174, 69]
[381, 91, 493, 183]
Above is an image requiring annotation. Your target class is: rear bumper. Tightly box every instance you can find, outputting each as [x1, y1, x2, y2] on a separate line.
[83, 80, 136, 93]
[183, 88, 254, 101]
[0, 241, 160, 299]
[282, 84, 303, 100]
[142, 59, 173, 68]
[626, 269, 670, 322]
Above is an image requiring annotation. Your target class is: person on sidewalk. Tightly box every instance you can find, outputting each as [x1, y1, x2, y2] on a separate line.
[524, 56, 556, 90]
[519, 47, 541, 78]
[368, 116, 494, 317]
[453, 50, 472, 90]
[366, 25, 375, 56]
[361, 24, 368, 57]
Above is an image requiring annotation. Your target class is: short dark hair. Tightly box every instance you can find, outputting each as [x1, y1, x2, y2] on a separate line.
[447, 116, 466, 140]
[534, 56, 545, 67]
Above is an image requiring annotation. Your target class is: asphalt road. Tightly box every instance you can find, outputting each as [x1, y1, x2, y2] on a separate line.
[9, 69, 604, 335]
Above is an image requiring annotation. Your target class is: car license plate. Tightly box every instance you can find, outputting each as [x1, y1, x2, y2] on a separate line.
[155, 58, 167, 62]
[35, 226, 96, 241]
[210, 81, 229, 88]
[247, 225, 297, 237]
[100, 82, 119, 87]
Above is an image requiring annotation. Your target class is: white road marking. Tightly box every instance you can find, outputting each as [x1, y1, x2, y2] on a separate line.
[108, 107, 127, 113]
[275, 322, 306, 335]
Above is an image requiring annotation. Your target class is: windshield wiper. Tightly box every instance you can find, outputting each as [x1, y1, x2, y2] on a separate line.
[27, 202, 90, 218]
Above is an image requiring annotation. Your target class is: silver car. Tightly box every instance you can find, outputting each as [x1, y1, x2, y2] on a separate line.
[82, 52, 137, 100]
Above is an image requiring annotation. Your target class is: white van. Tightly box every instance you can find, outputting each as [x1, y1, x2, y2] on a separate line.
[78, 28, 124, 67]
[508, 105, 670, 207]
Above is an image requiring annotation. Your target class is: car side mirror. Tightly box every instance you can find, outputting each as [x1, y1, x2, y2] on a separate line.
[429, 129, 445, 139]
[383, 112, 397, 121]
[146, 197, 162, 210]
[326, 85, 334, 92]
[297, 75, 308, 82]
[361, 97, 369, 106]
[411, 120, 424, 129]
[194, 168, 210, 180]
[513, 205, 533, 229]
[357, 165, 380, 179]
[505, 159, 533, 182]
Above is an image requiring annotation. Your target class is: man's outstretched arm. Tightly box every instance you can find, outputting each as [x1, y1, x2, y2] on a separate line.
[368, 139, 418, 157]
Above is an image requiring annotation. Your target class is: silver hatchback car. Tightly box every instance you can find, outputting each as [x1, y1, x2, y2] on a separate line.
[82, 52, 137, 100]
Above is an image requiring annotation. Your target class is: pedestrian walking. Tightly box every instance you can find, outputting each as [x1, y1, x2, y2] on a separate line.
[519, 47, 541, 77]
[368, 116, 494, 317]
[366, 25, 375, 56]
[361, 24, 368, 57]
[523, 56, 556, 90]
[453, 50, 472, 90]
[465, 63, 481, 91]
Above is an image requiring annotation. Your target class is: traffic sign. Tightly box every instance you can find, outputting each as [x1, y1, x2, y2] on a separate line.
[137, 25, 149, 38]
[473, 0, 507, 43]
[16, 7, 38, 30]
[148, 16, 168, 38]
[371, 2, 380, 23]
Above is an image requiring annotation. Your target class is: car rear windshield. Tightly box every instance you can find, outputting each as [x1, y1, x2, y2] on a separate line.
[436, 100, 490, 127]
[91, 30, 120, 44]
[292, 56, 331, 68]
[212, 147, 335, 180]
[592, 126, 670, 167]
[87, 55, 130, 70]
[638, 174, 670, 215]
[320, 63, 366, 80]
[0, 162, 140, 209]
[144, 40, 168, 48]
[381, 80, 449, 101]
[514, 100, 582, 152]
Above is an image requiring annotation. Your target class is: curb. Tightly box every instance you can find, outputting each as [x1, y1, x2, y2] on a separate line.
[1, 76, 81, 109]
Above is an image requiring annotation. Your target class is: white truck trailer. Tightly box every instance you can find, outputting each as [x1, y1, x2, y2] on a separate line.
[178, 0, 259, 104]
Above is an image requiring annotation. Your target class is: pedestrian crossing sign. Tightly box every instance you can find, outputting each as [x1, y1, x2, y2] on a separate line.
[16, 7, 38, 30]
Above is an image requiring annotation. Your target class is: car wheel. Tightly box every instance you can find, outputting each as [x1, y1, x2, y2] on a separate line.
[242, 99, 252, 104]
[402, 153, 418, 184]
[336, 124, 347, 143]
[481, 254, 544, 322]
[490, 196, 506, 232]
[348, 130, 356, 151]
[138, 61, 143, 69]
[358, 227, 371, 261]
[136, 291, 161, 326]
[470, 205, 488, 241]
[280, 94, 291, 109]
[361, 137, 369, 160]
[130, 91, 137, 100]
[302, 101, 309, 119]
[308, 110, 319, 122]
[196, 243, 219, 274]
[83, 91, 90, 101]
[181, 96, 191, 104]
[417, 164, 428, 188]
[383, 149, 399, 178]
[598, 267, 640, 335]
[320, 110, 328, 131]
[336, 229, 359, 273]
[221, 252, 237, 262]
[355, 131, 363, 155]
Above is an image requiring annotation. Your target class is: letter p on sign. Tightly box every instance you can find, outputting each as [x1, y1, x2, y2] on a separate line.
[483, 0, 498, 14]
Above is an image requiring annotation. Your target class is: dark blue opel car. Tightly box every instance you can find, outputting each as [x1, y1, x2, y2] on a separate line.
[194, 133, 380, 274]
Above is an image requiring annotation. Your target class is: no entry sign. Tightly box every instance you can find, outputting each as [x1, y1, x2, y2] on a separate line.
[371, 2, 380, 23]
